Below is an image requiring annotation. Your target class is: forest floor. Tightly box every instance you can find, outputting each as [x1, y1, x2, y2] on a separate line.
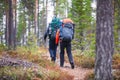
[44, 51, 92, 80]
[0, 49, 93, 80]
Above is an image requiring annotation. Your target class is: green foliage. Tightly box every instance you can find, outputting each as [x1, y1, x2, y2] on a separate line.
[74, 55, 95, 69]
[0, 44, 7, 51]
[48, 70, 60, 80]
[79, 56, 95, 69]
[17, 1, 27, 41]
[0, 0, 6, 26]
[73, 49, 95, 69]
[114, 1, 120, 53]
[73, 51, 120, 69]
[0, 67, 35, 80]
[26, 33, 38, 53]
[83, 50, 95, 58]
[48, 69, 74, 80]
[70, 0, 95, 51]
[17, 13, 26, 40]
[114, 25, 120, 52]
[54, 0, 69, 18]
[1, 48, 73, 80]
[17, 0, 35, 43]
[20, 0, 35, 14]
[0, 31, 4, 36]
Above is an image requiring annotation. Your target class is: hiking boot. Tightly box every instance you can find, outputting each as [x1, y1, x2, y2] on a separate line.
[60, 63, 64, 67]
[71, 63, 74, 69]
[60, 64, 64, 67]
[51, 57, 55, 62]
[60, 65, 63, 68]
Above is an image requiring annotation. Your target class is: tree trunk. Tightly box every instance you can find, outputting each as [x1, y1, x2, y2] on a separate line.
[28, 17, 31, 35]
[34, 0, 38, 35]
[95, 0, 114, 80]
[8, 0, 14, 50]
[12, 0, 17, 49]
[37, 0, 40, 46]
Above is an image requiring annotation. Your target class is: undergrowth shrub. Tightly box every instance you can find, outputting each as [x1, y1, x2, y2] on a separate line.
[0, 66, 64, 80]
[0, 67, 36, 80]
[73, 50, 120, 69]
[16, 45, 39, 55]
[48, 70, 74, 80]
[74, 55, 95, 69]
[0, 44, 74, 80]
[113, 71, 120, 80]
[48, 70, 60, 80]
[84, 71, 94, 80]
[58, 71, 74, 80]
[16, 33, 40, 55]
[84, 70, 120, 80]
[80, 56, 95, 69]
[0, 44, 6, 52]
[73, 49, 95, 69]
[6, 47, 53, 68]
[112, 53, 120, 69]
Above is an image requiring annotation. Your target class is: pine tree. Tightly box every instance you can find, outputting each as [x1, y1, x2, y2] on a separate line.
[70, 0, 93, 51]
[95, 0, 114, 79]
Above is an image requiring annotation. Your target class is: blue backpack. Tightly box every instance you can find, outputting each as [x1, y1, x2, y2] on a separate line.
[49, 17, 61, 40]
[60, 23, 74, 42]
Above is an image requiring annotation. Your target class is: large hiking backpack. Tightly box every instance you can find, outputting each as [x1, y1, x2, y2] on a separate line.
[61, 23, 73, 42]
[49, 17, 61, 40]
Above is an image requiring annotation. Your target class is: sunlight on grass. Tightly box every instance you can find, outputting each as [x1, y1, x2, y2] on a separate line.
[0, 46, 74, 80]
[0, 67, 35, 80]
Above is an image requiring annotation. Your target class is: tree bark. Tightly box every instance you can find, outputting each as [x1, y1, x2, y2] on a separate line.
[8, 0, 14, 50]
[37, 0, 40, 46]
[34, 0, 38, 35]
[12, 0, 16, 49]
[95, 0, 114, 80]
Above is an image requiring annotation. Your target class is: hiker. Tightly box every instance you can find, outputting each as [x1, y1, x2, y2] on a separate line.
[59, 18, 75, 69]
[44, 17, 62, 62]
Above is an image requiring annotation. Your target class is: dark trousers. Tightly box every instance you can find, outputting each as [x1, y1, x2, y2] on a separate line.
[60, 41, 74, 66]
[49, 39, 57, 61]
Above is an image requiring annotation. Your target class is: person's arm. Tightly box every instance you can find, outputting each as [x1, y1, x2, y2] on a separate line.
[44, 27, 49, 41]
[59, 25, 63, 41]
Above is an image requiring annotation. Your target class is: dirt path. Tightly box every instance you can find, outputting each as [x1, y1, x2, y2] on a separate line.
[56, 59, 92, 80]
[44, 52, 92, 80]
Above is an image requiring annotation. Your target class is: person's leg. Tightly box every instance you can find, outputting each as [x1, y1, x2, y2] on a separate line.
[53, 43, 57, 62]
[66, 42, 74, 69]
[49, 39, 58, 62]
[49, 40, 54, 61]
[60, 42, 65, 67]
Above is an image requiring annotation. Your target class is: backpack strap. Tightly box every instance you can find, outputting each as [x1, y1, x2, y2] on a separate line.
[63, 23, 73, 29]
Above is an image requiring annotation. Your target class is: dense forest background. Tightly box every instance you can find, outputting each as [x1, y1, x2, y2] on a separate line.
[0, 0, 96, 51]
[0, 0, 120, 52]
[0, 0, 120, 80]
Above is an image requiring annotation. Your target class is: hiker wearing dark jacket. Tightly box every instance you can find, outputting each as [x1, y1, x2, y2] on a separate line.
[44, 17, 62, 62]
[59, 18, 75, 69]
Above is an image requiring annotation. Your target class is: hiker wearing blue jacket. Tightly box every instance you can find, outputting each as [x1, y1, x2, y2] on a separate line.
[44, 17, 62, 62]
[59, 18, 75, 69]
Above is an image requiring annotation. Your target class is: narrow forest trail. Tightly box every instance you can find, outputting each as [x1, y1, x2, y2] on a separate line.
[44, 51, 92, 80]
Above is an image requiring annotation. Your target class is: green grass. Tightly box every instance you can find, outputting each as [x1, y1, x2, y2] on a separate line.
[0, 47, 74, 80]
